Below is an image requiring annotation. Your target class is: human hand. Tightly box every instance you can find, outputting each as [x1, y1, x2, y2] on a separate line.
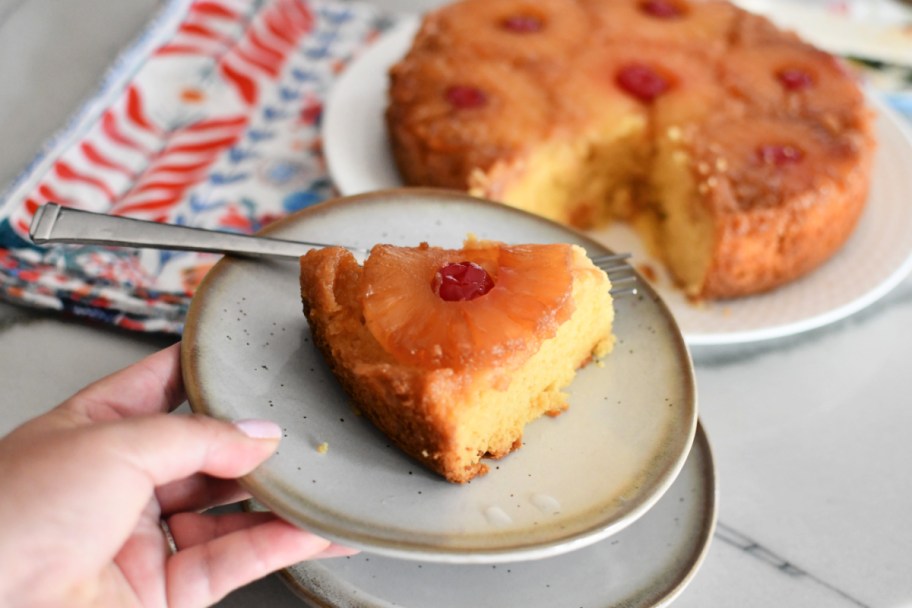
[0, 343, 354, 607]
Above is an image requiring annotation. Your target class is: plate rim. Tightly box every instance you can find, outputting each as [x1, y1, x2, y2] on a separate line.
[275, 421, 717, 608]
[182, 188, 698, 563]
[323, 19, 912, 348]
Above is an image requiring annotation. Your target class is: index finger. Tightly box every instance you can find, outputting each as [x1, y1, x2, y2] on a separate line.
[63, 342, 185, 421]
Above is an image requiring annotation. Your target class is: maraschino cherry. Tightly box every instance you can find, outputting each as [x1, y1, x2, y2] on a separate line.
[616, 64, 671, 103]
[757, 144, 804, 166]
[501, 14, 544, 32]
[445, 85, 488, 109]
[433, 262, 495, 301]
[776, 68, 814, 91]
[640, 0, 685, 18]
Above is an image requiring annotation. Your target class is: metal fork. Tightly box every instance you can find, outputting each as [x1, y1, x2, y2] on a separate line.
[29, 202, 636, 296]
[593, 253, 638, 297]
[28, 202, 370, 259]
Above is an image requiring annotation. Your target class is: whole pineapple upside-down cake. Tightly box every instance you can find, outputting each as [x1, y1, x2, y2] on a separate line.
[385, 0, 876, 300]
[299, 239, 614, 483]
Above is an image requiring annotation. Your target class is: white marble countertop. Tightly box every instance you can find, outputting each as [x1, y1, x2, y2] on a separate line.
[1, 0, 911, 606]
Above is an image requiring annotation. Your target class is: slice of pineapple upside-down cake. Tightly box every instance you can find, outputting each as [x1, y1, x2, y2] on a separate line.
[298, 239, 615, 483]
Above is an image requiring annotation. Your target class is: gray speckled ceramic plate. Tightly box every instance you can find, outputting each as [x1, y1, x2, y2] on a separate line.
[183, 189, 696, 563]
[278, 424, 715, 608]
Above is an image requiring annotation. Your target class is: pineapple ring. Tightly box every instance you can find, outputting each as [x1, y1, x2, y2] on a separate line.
[361, 242, 575, 370]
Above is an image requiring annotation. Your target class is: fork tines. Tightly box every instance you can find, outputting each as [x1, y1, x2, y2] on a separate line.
[593, 253, 638, 297]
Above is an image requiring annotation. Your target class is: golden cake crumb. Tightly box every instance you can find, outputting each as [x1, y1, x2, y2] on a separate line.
[299, 240, 614, 483]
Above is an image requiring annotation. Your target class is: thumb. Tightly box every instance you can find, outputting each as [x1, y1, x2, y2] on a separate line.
[97, 414, 283, 487]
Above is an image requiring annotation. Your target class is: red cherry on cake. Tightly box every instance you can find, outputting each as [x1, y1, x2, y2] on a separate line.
[445, 85, 488, 109]
[639, 0, 685, 18]
[500, 14, 544, 33]
[776, 68, 814, 91]
[433, 262, 495, 301]
[616, 64, 671, 103]
[757, 144, 804, 166]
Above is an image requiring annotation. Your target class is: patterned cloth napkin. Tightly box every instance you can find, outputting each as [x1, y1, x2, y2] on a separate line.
[0, 0, 909, 335]
[0, 0, 390, 334]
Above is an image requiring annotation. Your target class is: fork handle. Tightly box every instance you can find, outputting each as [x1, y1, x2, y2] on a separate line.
[28, 203, 345, 260]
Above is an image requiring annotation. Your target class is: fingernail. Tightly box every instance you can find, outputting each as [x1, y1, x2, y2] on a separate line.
[316, 545, 361, 560]
[234, 419, 282, 439]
